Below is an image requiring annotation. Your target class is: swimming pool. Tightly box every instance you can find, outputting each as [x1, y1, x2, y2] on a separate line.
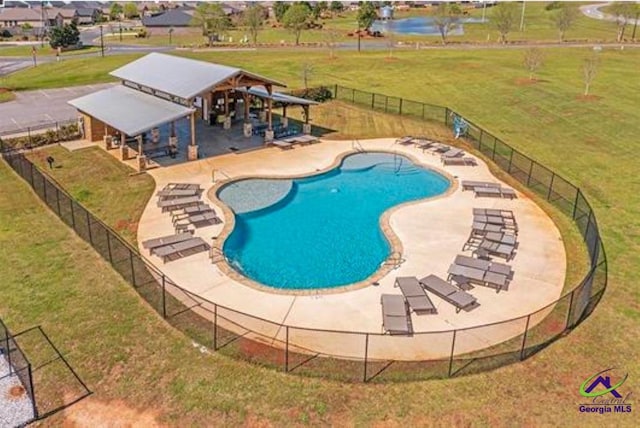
[218, 153, 451, 290]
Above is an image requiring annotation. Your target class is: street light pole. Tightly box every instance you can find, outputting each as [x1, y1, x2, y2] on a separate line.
[100, 25, 104, 57]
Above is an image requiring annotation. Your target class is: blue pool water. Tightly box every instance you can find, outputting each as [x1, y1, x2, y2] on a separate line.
[370, 17, 485, 36]
[219, 153, 450, 290]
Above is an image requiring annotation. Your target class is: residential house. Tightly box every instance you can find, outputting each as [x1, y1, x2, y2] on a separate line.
[0, 7, 43, 28]
[76, 7, 102, 25]
[141, 7, 194, 28]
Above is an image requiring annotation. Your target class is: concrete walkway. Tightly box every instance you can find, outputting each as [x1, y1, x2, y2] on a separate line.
[135, 138, 567, 361]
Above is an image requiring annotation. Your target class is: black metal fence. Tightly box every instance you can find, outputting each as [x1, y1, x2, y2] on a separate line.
[0, 317, 38, 422]
[0, 86, 607, 382]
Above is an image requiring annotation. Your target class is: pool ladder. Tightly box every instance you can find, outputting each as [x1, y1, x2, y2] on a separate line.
[385, 251, 405, 269]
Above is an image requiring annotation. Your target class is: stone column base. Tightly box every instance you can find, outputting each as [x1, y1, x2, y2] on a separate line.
[243, 123, 253, 138]
[137, 155, 147, 172]
[303, 123, 311, 135]
[259, 111, 267, 122]
[223, 117, 232, 130]
[264, 130, 274, 142]
[188, 145, 198, 161]
[103, 135, 111, 150]
[282, 117, 289, 128]
[120, 144, 129, 160]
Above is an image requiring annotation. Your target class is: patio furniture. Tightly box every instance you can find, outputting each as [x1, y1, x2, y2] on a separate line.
[447, 263, 486, 283]
[271, 140, 294, 150]
[395, 136, 414, 145]
[441, 148, 464, 158]
[488, 261, 514, 278]
[157, 187, 201, 200]
[294, 134, 319, 145]
[471, 221, 506, 235]
[395, 277, 437, 315]
[172, 203, 215, 221]
[501, 187, 517, 199]
[474, 239, 516, 261]
[449, 256, 512, 292]
[415, 138, 436, 151]
[474, 215, 518, 232]
[442, 156, 477, 166]
[473, 208, 515, 219]
[461, 181, 501, 191]
[454, 254, 491, 271]
[381, 294, 412, 335]
[142, 232, 193, 254]
[158, 196, 202, 212]
[484, 231, 517, 246]
[174, 211, 222, 232]
[473, 186, 502, 198]
[164, 183, 202, 191]
[153, 237, 210, 263]
[430, 143, 451, 153]
[419, 275, 477, 313]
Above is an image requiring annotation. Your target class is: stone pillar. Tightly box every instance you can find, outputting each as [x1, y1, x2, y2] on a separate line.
[120, 143, 129, 160]
[303, 123, 311, 135]
[188, 145, 198, 161]
[265, 130, 274, 142]
[137, 155, 147, 172]
[259, 110, 267, 122]
[282, 117, 289, 128]
[103, 135, 112, 150]
[223, 116, 232, 130]
[243, 122, 253, 138]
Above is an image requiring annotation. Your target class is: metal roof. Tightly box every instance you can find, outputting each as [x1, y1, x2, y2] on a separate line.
[109, 53, 286, 100]
[141, 9, 193, 27]
[236, 87, 319, 106]
[68, 85, 194, 136]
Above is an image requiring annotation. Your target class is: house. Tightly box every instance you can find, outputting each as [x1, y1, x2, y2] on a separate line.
[0, 7, 43, 28]
[141, 7, 194, 28]
[45, 7, 77, 27]
[76, 7, 102, 25]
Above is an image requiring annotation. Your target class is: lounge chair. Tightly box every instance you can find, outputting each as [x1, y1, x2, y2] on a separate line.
[447, 263, 486, 283]
[441, 148, 464, 158]
[172, 203, 215, 221]
[449, 258, 511, 292]
[474, 239, 515, 261]
[474, 214, 508, 226]
[454, 254, 491, 271]
[157, 187, 201, 200]
[174, 211, 222, 232]
[380, 294, 412, 335]
[271, 140, 294, 150]
[395, 277, 437, 315]
[473, 186, 502, 198]
[294, 135, 319, 145]
[471, 221, 506, 235]
[461, 181, 501, 191]
[157, 196, 202, 212]
[395, 136, 414, 145]
[152, 237, 210, 263]
[442, 156, 477, 166]
[473, 208, 515, 219]
[484, 231, 517, 246]
[501, 188, 517, 199]
[166, 183, 202, 191]
[419, 275, 477, 313]
[142, 232, 194, 254]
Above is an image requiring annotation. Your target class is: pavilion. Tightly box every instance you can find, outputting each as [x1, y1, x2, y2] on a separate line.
[68, 53, 317, 169]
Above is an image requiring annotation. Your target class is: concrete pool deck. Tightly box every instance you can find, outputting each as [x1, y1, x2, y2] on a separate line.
[136, 138, 567, 360]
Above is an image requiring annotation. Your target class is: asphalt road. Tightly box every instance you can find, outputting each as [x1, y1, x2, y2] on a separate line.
[0, 83, 114, 135]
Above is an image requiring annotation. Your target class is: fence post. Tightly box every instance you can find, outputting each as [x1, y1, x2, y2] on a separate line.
[448, 330, 457, 377]
[334, 84, 338, 99]
[28, 127, 32, 146]
[285, 326, 289, 372]
[565, 289, 576, 330]
[547, 173, 556, 201]
[106, 229, 113, 263]
[384, 96, 388, 113]
[161, 275, 167, 318]
[478, 130, 483, 151]
[213, 304, 218, 350]
[526, 160, 535, 187]
[5, 336, 11, 375]
[584, 210, 593, 244]
[421, 103, 425, 120]
[351, 88, 355, 103]
[70, 198, 76, 230]
[29, 161, 34, 187]
[129, 250, 136, 286]
[55, 187, 61, 215]
[371, 93, 375, 109]
[491, 138, 497, 160]
[28, 363, 38, 419]
[520, 314, 531, 360]
[444, 108, 450, 125]
[572, 189, 581, 220]
[43, 175, 47, 202]
[86, 210, 93, 245]
[363, 333, 369, 382]
[507, 149, 514, 174]
[399, 98, 403, 115]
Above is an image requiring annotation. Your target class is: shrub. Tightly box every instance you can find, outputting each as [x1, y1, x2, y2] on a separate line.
[0, 29, 12, 38]
[289, 86, 333, 102]
[1, 123, 80, 151]
[545, 2, 564, 11]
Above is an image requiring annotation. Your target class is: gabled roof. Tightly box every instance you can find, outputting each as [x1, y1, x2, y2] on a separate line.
[69, 85, 195, 136]
[236, 87, 319, 106]
[0, 7, 42, 21]
[109, 53, 286, 100]
[76, 8, 101, 17]
[141, 8, 192, 27]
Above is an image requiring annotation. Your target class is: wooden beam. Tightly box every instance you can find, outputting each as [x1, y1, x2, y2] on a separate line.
[190, 112, 196, 146]
[266, 84, 272, 130]
[223, 91, 229, 116]
[243, 91, 250, 123]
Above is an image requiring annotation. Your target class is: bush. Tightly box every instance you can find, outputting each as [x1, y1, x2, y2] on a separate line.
[545, 2, 564, 11]
[289, 86, 333, 102]
[0, 29, 12, 38]
[1, 124, 80, 151]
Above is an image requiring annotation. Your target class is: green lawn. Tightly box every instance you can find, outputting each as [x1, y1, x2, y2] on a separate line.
[0, 45, 100, 57]
[1, 46, 638, 425]
[0, 90, 15, 103]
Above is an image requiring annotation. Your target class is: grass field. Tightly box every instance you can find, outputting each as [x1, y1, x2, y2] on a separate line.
[1, 45, 638, 425]
[0, 45, 100, 57]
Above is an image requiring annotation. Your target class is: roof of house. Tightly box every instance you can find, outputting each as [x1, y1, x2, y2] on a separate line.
[68, 85, 195, 136]
[0, 7, 43, 21]
[109, 53, 286, 100]
[46, 7, 77, 19]
[76, 8, 101, 17]
[236, 87, 319, 106]
[141, 8, 192, 27]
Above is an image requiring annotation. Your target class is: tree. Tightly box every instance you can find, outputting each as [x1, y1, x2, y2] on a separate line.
[243, 4, 265, 46]
[191, 3, 229, 38]
[109, 3, 123, 21]
[357, 1, 378, 30]
[610, 1, 636, 42]
[301, 63, 314, 89]
[550, 3, 577, 42]
[329, 1, 344, 16]
[49, 22, 80, 49]
[523, 48, 544, 80]
[433, 2, 462, 45]
[313, 2, 328, 20]
[123, 2, 139, 19]
[282, 3, 311, 46]
[583, 55, 599, 96]
[324, 28, 339, 59]
[273, 1, 290, 22]
[492, 2, 518, 44]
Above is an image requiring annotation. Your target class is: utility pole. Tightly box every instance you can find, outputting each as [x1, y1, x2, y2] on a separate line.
[519, 0, 526, 31]
[100, 25, 104, 57]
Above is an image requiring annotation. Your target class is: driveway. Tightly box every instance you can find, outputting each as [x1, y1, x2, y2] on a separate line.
[0, 83, 114, 135]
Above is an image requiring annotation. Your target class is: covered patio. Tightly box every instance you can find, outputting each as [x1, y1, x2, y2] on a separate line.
[68, 53, 318, 170]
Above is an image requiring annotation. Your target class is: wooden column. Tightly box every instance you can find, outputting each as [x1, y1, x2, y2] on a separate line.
[243, 91, 250, 123]
[137, 135, 142, 155]
[224, 91, 229, 117]
[304, 106, 310, 123]
[190, 112, 196, 146]
[266, 84, 273, 131]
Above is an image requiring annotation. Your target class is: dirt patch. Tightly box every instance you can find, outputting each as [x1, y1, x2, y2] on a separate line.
[62, 396, 164, 428]
[576, 94, 602, 102]
[514, 77, 547, 86]
[383, 57, 400, 63]
[7, 385, 26, 400]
